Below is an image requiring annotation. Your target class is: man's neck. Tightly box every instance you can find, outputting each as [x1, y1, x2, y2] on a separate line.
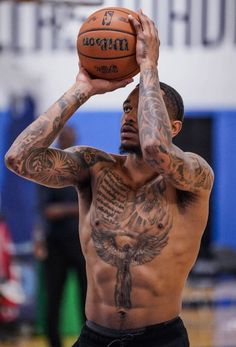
[122, 154, 158, 186]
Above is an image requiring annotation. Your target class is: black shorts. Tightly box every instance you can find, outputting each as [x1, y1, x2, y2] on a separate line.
[72, 317, 189, 347]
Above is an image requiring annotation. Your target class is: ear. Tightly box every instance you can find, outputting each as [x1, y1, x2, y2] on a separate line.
[171, 120, 182, 138]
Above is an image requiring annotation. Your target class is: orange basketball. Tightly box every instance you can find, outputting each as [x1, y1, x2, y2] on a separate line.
[77, 7, 140, 80]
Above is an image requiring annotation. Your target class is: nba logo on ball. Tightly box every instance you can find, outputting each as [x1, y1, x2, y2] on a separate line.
[77, 7, 140, 80]
[102, 11, 114, 26]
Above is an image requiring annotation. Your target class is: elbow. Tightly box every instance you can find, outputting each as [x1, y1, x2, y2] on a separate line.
[5, 151, 13, 169]
[142, 141, 170, 170]
[142, 140, 168, 160]
[142, 140, 159, 154]
[5, 152, 20, 174]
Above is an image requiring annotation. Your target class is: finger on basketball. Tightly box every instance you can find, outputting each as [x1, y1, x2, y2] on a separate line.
[128, 14, 142, 34]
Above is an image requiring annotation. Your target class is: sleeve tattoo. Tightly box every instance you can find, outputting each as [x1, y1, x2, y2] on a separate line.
[5, 86, 114, 187]
[138, 68, 214, 192]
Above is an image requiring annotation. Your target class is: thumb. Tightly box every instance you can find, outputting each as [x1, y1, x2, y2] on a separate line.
[110, 78, 134, 90]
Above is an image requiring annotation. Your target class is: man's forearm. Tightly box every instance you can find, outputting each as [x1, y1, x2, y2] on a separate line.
[138, 66, 172, 148]
[5, 82, 91, 174]
[138, 66, 172, 168]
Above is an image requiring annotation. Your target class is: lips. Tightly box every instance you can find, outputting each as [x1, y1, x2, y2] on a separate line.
[121, 125, 137, 134]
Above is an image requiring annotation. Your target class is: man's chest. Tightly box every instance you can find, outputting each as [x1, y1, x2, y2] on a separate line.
[80, 168, 201, 277]
[91, 168, 175, 234]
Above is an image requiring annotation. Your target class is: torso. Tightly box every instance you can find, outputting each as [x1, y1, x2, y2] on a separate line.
[77, 155, 210, 329]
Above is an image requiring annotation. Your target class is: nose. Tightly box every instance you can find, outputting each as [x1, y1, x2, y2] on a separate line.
[122, 111, 136, 125]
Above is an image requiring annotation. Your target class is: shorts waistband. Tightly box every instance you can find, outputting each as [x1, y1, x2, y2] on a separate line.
[86, 317, 180, 338]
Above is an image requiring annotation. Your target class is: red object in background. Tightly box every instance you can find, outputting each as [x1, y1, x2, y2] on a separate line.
[0, 220, 13, 280]
[0, 296, 18, 323]
[0, 218, 24, 323]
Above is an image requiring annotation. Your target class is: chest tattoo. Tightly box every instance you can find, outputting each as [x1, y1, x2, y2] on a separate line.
[92, 170, 172, 310]
[96, 170, 130, 225]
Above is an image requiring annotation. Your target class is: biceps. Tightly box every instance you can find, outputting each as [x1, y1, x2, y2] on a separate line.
[143, 143, 213, 192]
[21, 148, 82, 187]
[167, 153, 214, 192]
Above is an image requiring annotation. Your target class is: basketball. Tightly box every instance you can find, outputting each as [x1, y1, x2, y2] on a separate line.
[77, 7, 140, 80]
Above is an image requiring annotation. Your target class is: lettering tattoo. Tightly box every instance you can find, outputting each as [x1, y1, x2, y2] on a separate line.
[139, 67, 213, 192]
[96, 170, 130, 225]
[58, 90, 89, 122]
[92, 170, 171, 309]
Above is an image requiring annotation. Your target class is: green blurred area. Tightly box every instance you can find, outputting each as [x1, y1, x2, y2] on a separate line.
[36, 263, 83, 336]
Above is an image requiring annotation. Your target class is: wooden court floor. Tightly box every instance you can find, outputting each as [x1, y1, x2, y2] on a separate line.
[1, 278, 236, 347]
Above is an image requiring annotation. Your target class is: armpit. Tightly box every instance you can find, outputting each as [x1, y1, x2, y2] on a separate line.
[176, 189, 197, 210]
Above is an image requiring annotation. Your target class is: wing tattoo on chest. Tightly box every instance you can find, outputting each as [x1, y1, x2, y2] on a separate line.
[92, 169, 172, 309]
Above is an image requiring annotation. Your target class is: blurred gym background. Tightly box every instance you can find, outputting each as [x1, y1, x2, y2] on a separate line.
[0, 0, 236, 346]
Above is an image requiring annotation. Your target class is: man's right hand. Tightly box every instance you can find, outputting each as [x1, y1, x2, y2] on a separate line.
[76, 65, 134, 95]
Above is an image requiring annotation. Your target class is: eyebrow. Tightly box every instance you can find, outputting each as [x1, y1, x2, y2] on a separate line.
[123, 99, 130, 107]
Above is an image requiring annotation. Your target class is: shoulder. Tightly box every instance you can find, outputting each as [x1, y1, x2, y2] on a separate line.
[173, 152, 214, 209]
[185, 151, 212, 168]
[66, 146, 116, 168]
[185, 152, 214, 189]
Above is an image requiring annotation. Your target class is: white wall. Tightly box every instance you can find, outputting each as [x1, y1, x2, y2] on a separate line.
[0, 0, 235, 112]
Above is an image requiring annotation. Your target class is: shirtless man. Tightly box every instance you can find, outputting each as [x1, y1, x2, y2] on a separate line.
[5, 10, 214, 347]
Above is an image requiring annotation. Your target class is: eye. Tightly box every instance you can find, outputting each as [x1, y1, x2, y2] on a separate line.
[123, 105, 132, 113]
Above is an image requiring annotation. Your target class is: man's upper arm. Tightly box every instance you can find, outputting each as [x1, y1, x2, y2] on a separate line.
[19, 146, 114, 188]
[164, 146, 214, 193]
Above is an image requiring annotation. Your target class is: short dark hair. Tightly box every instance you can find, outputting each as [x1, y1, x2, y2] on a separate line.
[135, 82, 184, 122]
[159, 82, 184, 122]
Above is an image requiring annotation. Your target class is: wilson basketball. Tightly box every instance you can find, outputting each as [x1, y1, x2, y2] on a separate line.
[77, 7, 140, 80]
